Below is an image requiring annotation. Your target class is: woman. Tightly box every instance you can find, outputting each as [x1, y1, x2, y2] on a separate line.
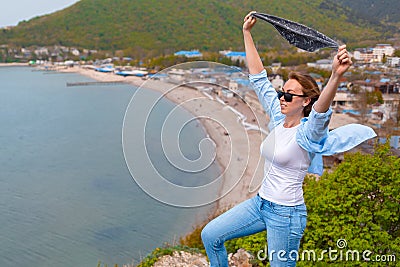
[201, 12, 376, 267]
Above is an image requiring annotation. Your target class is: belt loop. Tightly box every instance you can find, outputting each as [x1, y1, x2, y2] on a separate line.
[257, 194, 264, 210]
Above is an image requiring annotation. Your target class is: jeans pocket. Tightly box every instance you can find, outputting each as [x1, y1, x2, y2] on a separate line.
[270, 203, 292, 218]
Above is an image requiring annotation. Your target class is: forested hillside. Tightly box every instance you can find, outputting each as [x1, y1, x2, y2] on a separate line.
[0, 0, 398, 57]
[334, 0, 400, 24]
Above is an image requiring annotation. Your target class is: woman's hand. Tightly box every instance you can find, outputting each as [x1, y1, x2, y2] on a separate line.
[332, 45, 352, 77]
[243, 11, 257, 32]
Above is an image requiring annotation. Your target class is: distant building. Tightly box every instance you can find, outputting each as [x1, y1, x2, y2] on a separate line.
[387, 57, 400, 67]
[21, 48, 31, 58]
[307, 59, 333, 70]
[174, 50, 203, 58]
[83, 49, 98, 55]
[332, 92, 356, 108]
[34, 47, 49, 56]
[228, 81, 238, 92]
[373, 44, 395, 62]
[271, 62, 281, 74]
[352, 78, 399, 94]
[352, 80, 379, 92]
[168, 68, 188, 81]
[220, 51, 246, 63]
[354, 48, 374, 62]
[71, 48, 80, 56]
[354, 44, 395, 63]
[270, 74, 284, 90]
[220, 89, 234, 98]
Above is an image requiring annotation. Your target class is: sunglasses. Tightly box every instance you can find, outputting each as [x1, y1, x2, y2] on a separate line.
[277, 90, 308, 102]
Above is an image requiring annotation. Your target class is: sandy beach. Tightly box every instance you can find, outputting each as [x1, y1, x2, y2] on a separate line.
[59, 66, 267, 213]
[0, 62, 29, 67]
[55, 65, 364, 214]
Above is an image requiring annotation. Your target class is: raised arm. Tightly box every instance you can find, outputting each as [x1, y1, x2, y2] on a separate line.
[313, 45, 352, 113]
[243, 12, 264, 74]
[243, 12, 285, 129]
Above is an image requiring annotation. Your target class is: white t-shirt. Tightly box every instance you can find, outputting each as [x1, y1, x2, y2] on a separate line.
[259, 123, 311, 206]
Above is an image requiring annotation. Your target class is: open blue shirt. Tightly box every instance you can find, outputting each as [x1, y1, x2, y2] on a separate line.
[249, 70, 376, 175]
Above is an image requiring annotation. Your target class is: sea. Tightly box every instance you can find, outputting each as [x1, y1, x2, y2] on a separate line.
[0, 67, 220, 267]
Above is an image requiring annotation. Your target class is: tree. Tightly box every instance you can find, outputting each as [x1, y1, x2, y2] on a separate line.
[366, 90, 383, 105]
[397, 103, 400, 127]
[354, 87, 369, 123]
[301, 143, 400, 266]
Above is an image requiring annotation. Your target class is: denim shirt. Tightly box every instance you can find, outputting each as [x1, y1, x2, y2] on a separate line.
[249, 70, 376, 175]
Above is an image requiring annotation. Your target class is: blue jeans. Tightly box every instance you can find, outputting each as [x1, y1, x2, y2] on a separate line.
[201, 195, 307, 267]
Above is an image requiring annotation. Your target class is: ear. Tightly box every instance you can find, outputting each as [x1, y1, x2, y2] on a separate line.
[303, 97, 312, 107]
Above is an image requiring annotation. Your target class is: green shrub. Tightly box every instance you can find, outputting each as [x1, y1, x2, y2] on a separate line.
[300, 142, 399, 266]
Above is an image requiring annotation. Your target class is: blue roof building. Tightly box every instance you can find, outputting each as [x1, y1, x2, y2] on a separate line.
[225, 51, 246, 58]
[221, 51, 246, 63]
[174, 50, 203, 58]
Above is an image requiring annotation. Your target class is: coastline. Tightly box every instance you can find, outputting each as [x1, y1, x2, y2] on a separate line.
[58, 66, 267, 214]
[0, 62, 29, 67]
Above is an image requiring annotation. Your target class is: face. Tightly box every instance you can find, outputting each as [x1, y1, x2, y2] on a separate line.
[279, 79, 310, 116]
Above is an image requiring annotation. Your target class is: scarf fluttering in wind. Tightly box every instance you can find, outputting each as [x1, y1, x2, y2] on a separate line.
[252, 13, 339, 52]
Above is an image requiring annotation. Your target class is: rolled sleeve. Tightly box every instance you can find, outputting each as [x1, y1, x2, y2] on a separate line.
[297, 106, 377, 175]
[304, 105, 332, 143]
[249, 70, 285, 130]
[296, 106, 332, 154]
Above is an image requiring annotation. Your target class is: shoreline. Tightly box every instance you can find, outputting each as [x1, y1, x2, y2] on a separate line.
[0, 62, 29, 67]
[58, 66, 267, 215]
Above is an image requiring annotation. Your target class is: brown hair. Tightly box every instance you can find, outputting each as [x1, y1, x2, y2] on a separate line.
[288, 71, 320, 117]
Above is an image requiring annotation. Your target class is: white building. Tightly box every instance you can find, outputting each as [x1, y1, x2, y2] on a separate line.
[353, 48, 374, 62]
[228, 81, 238, 92]
[270, 75, 284, 90]
[168, 69, 188, 81]
[34, 47, 49, 56]
[71, 48, 80, 56]
[307, 59, 333, 70]
[332, 92, 356, 108]
[373, 44, 395, 62]
[387, 57, 400, 67]
[21, 48, 31, 57]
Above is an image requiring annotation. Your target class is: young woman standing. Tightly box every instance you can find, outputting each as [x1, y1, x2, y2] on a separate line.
[201, 11, 376, 267]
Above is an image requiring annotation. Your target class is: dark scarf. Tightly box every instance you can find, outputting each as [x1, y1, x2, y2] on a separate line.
[252, 13, 338, 52]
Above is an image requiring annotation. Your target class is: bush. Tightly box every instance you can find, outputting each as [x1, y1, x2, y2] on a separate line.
[301, 143, 399, 266]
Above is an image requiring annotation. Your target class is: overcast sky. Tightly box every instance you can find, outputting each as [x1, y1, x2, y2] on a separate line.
[0, 0, 80, 28]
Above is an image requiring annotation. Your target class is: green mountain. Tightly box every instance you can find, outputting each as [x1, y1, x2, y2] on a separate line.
[0, 0, 398, 57]
[333, 0, 400, 24]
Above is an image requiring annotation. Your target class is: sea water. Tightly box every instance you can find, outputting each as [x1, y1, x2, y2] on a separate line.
[0, 67, 219, 267]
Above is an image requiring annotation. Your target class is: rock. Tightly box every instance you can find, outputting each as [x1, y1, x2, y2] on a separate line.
[153, 250, 209, 267]
[228, 248, 253, 267]
[152, 248, 253, 267]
